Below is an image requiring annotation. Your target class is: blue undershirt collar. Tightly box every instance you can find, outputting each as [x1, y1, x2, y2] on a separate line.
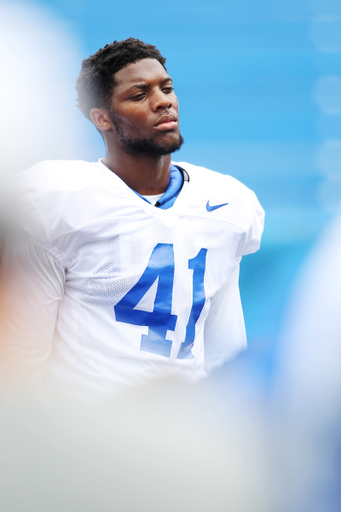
[133, 165, 184, 210]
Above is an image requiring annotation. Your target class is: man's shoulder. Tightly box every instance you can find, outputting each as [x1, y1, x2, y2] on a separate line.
[174, 161, 264, 255]
[173, 161, 257, 199]
[12, 159, 109, 247]
[16, 159, 102, 193]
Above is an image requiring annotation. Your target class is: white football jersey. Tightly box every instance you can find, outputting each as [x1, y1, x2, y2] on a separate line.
[5, 160, 264, 399]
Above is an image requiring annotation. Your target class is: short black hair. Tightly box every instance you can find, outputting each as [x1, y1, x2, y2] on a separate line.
[76, 38, 167, 121]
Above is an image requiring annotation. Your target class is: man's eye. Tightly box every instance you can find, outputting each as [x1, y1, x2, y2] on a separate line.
[131, 93, 146, 100]
[163, 87, 174, 94]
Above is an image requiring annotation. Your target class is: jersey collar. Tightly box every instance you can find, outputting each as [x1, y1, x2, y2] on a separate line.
[133, 165, 189, 210]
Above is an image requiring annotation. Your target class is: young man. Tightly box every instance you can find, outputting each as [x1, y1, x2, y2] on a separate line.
[2, 38, 264, 399]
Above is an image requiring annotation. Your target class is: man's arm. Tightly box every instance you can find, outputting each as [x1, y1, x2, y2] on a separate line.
[203, 263, 246, 373]
[0, 238, 65, 379]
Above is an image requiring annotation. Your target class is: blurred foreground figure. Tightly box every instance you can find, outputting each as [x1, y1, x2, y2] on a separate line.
[0, 1, 84, 173]
[0, 376, 273, 512]
[0, 0, 85, 382]
[274, 209, 341, 512]
[1, 38, 264, 400]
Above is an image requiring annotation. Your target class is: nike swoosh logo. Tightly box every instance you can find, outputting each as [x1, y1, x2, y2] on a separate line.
[206, 200, 229, 212]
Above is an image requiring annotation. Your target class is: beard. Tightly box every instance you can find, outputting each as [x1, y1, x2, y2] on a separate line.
[110, 113, 184, 156]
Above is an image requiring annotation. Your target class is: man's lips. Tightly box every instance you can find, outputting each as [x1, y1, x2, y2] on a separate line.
[154, 114, 178, 131]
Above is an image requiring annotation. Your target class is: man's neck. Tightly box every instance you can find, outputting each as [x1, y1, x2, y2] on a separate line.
[102, 149, 172, 196]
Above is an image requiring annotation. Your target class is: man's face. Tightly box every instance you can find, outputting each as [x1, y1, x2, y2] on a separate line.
[108, 58, 184, 156]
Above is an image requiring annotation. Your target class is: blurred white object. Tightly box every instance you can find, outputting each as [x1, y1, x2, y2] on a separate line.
[0, 378, 272, 512]
[316, 139, 341, 178]
[275, 210, 341, 511]
[0, 0, 85, 175]
[315, 140, 341, 211]
[280, 211, 341, 410]
[313, 76, 341, 116]
[310, 15, 341, 53]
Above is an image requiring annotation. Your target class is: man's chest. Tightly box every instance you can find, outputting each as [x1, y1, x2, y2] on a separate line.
[55, 211, 245, 361]
[62, 213, 244, 300]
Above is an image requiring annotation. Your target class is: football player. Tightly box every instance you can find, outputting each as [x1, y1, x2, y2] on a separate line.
[1, 38, 264, 399]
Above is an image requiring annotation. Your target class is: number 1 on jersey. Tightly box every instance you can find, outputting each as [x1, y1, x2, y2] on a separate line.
[177, 248, 207, 359]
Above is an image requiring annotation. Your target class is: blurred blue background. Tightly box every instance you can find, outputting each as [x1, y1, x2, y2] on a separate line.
[16, 0, 341, 379]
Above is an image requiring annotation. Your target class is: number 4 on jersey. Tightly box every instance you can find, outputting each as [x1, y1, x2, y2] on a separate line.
[114, 243, 207, 358]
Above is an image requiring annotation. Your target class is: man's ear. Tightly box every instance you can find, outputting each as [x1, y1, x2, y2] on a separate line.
[90, 108, 112, 131]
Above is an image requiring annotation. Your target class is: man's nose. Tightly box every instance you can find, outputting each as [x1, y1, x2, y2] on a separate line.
[152, 90, 172, 111]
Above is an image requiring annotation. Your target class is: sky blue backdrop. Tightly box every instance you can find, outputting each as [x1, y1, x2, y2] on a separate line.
[26, 0, 341, 380]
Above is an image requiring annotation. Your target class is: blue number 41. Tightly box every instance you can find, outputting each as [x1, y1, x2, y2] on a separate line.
[114, 243, 207, 359]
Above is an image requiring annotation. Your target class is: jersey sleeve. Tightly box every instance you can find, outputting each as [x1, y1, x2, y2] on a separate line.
[203, 263, 246, 373]
[0, 237, 65, 378]
[238, 189, 265, 258]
